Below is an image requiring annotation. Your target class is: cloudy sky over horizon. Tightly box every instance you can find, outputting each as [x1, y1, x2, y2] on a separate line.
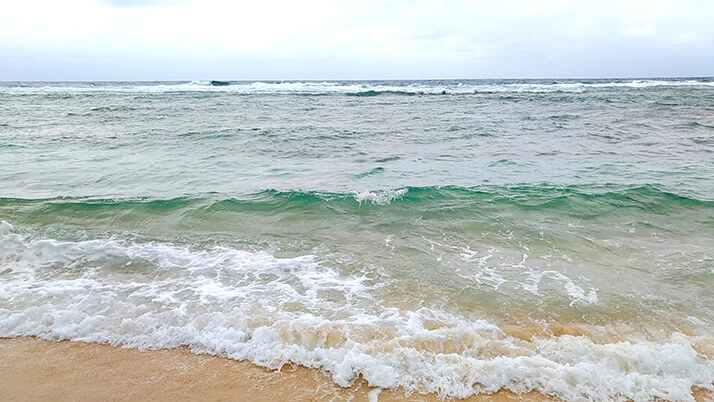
[1, 0, 713, 80]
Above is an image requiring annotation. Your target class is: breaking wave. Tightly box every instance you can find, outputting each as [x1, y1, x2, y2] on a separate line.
[0, 222, 712, 401]
[2, 79, 713, 96]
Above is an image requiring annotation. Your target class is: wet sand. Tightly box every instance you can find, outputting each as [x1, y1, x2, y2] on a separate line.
[0, 337, 553, 401]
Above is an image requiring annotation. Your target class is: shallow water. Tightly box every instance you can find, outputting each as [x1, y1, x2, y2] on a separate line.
[1, 79, 713, 400]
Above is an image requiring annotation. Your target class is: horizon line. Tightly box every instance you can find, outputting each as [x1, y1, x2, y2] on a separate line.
[1, 75, 713, 83]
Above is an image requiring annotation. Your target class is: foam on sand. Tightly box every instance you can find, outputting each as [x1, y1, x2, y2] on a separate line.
[1, 337, 564, 401]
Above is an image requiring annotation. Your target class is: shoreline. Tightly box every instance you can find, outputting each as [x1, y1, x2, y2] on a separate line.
[0, 337, 556, 401]
[2, 337, 712, 401]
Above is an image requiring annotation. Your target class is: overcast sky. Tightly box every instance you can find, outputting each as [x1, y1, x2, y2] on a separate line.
[1, 0, 713, 80]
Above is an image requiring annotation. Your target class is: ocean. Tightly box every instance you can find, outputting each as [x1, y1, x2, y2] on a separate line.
[1, 79, 713, 400]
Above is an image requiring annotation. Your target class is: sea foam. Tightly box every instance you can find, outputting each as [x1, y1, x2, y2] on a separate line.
[353, 189, 408, 205]
[0, 224, 712, 401]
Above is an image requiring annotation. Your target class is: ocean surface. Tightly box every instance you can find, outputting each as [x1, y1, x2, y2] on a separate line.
[1, 79, 713, 401]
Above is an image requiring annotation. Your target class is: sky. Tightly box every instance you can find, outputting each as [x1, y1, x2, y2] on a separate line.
[1, 0, 713, 80]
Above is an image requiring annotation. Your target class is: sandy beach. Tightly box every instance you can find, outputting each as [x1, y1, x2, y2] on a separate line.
[0, 337, 561, 401]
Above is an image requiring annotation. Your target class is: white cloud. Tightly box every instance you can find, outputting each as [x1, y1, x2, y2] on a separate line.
[622, 25, 657, 38]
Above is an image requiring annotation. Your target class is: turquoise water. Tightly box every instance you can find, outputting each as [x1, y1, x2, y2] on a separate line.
[1, 79, 713, 400]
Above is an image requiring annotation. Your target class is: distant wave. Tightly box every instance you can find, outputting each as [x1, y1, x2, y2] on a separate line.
[347, 90, 425, 96]
[2, 79, 713, 95]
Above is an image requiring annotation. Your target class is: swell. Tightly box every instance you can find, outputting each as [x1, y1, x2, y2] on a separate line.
[1, 185, 711, 218]
[0, 184, 714, 211]
[346, 90, 427, 96]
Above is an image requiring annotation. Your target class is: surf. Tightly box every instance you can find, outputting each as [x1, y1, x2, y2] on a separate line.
[0, 222, 712, 401]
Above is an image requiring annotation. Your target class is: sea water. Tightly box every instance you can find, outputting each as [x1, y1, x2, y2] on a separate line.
[1, 79, 713, 400]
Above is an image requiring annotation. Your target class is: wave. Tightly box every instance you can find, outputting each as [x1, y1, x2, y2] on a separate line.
[1, 184, 710, 216]
[0, 222, 712, 400]
[346, 90, 424, 96]
[2, 79, 713, 96]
